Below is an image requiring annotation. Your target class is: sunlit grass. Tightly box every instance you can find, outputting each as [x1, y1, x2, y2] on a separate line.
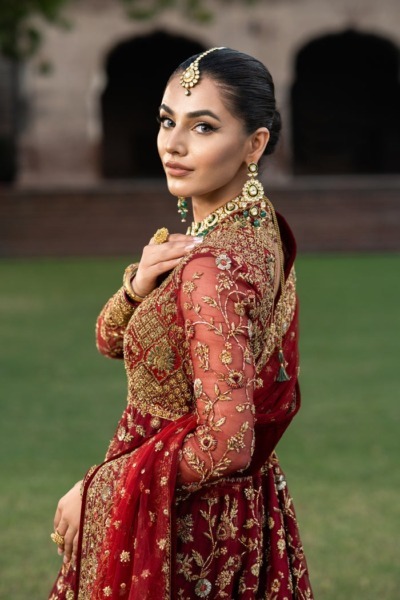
[0, 255, 399, 598]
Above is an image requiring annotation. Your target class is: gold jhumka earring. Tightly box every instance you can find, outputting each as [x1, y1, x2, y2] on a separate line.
[241, 162, 265, 202]
[177, 197, 188, 222]
[180, 47, 225, 95]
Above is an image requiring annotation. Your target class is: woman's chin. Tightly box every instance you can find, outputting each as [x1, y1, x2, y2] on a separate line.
[166, 182, 191, 198]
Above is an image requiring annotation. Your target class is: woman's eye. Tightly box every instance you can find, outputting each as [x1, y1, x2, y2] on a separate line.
[157, 115, 174, 129]
[194, 122, 216, 134]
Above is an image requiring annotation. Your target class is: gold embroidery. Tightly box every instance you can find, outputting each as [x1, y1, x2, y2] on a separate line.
[120, 551, 130, 563]
[179, 262, 256, 484]
[146, 341, 175, 372]
[256, 267, 297, 372]
[121, 283, 193, 420]
[77, 451, 137, 599]
[103, 287, 137, 328]
[176, 488, 263, 598]
[194, 342, 210, 371]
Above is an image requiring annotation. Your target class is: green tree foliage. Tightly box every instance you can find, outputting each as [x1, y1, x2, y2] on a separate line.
[0, 0, 71, 59]
[0, 0, 260, 60]
[119, 0, 259, 22]
[119, 0, 213, 22]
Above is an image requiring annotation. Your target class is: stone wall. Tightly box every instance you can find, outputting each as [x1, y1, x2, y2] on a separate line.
[1, 177, 399, 257]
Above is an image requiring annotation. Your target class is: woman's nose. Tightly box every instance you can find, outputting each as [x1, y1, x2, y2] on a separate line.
[165, 127, 187, 156]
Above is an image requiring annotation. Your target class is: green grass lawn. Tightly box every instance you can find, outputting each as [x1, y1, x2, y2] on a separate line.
[0, 255, 399, 599]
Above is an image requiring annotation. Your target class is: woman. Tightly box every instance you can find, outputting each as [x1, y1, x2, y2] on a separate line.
[49, 47, 313, 599]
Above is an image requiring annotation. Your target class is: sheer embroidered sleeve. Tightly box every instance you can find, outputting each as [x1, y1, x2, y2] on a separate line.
[178, 252, 260, 487]
[96, 287, 139, 359]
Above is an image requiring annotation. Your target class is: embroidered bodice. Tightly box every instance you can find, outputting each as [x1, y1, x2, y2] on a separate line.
[95, 199, 297, 487]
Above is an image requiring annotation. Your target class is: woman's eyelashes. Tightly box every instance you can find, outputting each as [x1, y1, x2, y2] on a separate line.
[194, 122, 219, 134]
[157, 114, 219, 134]
[157, 115, 174, 128]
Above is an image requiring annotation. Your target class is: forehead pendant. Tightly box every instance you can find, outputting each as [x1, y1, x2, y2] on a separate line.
[180, 47, 225, 95]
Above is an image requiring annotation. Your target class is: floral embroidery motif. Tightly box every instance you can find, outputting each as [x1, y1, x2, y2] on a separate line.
[120, 550, 130, 563]
[146, 342, 175, 372]
[195, 578, 212, 597]
[196, 427, 218, 452]
[224, 370, 245, 389]
[194, 342, 210, 371]
[193, 379, 203, 398]
[215, 253, 232, 270]
[176, 514, 195, 543]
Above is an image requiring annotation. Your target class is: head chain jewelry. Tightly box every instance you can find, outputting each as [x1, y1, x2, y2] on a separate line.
[180, 47, 225, 95]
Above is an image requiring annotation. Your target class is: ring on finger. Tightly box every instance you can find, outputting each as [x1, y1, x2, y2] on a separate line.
[51, 530, 65, 546]
[152, 227, 169, 244]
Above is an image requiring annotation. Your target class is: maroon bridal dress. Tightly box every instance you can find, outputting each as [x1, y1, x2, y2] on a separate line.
[49, 198, 313, 600]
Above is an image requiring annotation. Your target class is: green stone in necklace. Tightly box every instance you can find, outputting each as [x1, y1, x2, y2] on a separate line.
[186, 195, 269, 237]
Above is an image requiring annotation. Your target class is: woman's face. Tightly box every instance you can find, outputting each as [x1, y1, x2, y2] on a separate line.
[157, 75, 253, 210]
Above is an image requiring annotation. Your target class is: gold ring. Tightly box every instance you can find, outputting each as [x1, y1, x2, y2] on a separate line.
[50, 530, 65, 546]
[153, 227, 169, 244]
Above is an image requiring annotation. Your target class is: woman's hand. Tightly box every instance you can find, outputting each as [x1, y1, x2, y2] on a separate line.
[53, 480, 82, 563]
[133, 233, 202, 298]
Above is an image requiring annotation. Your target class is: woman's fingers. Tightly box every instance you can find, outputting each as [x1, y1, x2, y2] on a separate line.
[63, 526, 77, 563]
[134, 237, 202, 296]
[53, 506, 61, 532]
[153, 257, 185, 274]
[54, 516, 68, 538]
[52, 481, 82, 561]
[149, 232, 191, 244]
[144, 238, 202, 266]
[72, 531, 80, 560]
[52, 516, 68, 556]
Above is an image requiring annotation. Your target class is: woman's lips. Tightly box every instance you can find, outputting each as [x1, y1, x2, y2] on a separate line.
[165, 162, 193, 177]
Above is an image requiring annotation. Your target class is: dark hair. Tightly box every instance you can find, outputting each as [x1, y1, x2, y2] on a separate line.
[172, 48, 281, 156]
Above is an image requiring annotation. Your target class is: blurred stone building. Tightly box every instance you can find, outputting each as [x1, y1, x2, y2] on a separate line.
[4, 0, 399, 186]
[1, 0, 399, 255]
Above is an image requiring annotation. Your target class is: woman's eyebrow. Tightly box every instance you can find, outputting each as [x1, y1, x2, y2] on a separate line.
[159, 104, 221, 122]
[186, 109, 221, 122]
[159, 103, 174, 115]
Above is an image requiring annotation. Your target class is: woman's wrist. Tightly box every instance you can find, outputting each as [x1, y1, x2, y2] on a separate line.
[123, 264, 147, 303]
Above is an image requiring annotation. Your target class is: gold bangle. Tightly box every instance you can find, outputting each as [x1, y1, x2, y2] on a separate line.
[123, 263, 146, 303]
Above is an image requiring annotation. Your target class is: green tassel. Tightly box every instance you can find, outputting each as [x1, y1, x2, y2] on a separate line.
[276, 350, 291, 382]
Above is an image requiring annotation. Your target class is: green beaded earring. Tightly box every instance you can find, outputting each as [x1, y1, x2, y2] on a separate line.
[177, 197, 188, 222]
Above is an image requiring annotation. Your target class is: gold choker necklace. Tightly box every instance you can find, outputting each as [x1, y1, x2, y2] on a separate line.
[186, 196, 269, 237]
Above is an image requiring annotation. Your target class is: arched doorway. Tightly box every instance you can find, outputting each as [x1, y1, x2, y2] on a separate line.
[291, 29, 400, 175]
[0, 56, 18, 183]
[101, 31, 205, 179]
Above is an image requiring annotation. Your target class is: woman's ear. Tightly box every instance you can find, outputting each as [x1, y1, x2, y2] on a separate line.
[247, 127, 270, 164]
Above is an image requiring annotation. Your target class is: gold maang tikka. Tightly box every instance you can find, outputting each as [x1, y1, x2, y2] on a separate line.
[180, 47, 225, 95]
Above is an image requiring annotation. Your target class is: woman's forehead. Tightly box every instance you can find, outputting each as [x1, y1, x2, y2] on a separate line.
[161, 75, 231, 118]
